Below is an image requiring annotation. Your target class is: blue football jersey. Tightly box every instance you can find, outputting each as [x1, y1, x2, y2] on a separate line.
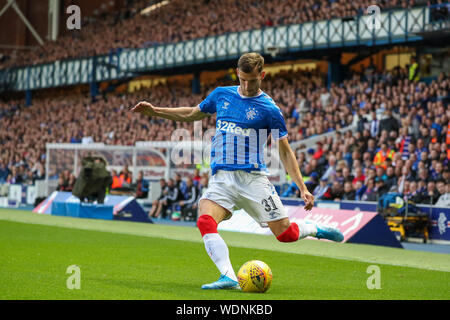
[199, 86, 288, 175]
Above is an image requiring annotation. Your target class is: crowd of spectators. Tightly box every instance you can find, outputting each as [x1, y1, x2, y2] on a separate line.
[0, 62, 448, 209]
[149, 169, 208, 221]
[0, 82, 204, 182]
[283, 71, 450, 208]
[0, 66, 326, 183]
[56, 169, 77, 192]
[0, 0, 424, 69]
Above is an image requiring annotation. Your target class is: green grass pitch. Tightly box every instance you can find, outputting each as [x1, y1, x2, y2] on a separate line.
[0, 209, 449, 300]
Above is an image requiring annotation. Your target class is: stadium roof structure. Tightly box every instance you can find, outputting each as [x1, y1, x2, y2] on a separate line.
[0, 0, 44, 46]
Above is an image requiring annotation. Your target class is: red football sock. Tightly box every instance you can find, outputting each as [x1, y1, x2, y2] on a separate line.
[276, 222, 299, 242]
[197, 214, 218, 237]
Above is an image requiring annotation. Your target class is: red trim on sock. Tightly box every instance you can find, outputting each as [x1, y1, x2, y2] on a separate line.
[276, 222, 299, 242]
[197, 214, 218, 237]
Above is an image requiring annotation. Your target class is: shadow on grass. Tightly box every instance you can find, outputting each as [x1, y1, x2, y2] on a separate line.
[88, 277, 278, 300]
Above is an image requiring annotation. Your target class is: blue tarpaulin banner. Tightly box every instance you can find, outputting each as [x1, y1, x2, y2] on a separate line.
[35, 191, 152, 223]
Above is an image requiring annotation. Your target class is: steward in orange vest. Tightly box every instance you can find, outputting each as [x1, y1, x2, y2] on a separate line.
[373, 143, 395, 169]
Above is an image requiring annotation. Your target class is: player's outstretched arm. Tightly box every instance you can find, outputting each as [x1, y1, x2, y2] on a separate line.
[278, 137, 314, 211]
[129, 101, 210, 122]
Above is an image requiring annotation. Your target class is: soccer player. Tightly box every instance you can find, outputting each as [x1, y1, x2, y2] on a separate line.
[130, 52, 344, 290]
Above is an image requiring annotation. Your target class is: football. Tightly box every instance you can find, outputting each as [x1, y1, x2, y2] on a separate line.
[237, 260, 272, 293]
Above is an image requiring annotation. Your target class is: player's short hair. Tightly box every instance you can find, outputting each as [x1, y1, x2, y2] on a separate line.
[238, 52, 264, 73]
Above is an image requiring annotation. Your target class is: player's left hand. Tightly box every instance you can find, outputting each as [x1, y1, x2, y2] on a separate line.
[301, 191, 314, 211]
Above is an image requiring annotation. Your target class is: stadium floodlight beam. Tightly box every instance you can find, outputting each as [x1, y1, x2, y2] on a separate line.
[0, 0, 44, 45]
[140, 0, 170, 15]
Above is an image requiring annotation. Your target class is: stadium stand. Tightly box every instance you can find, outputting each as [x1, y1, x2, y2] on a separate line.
[0, 0, 448, 223]
[0, 66, 448, 213]
[0, 0, 425, 69]
[288, 72, 450, 207]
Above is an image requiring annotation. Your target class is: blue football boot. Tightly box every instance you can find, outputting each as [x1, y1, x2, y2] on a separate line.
[201, 274, 241, 290]
[315, 224, 344, 242]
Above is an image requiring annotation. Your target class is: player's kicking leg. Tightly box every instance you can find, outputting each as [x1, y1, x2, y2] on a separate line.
[268, 217, 344, 243]
[235, 171, 344, 243]
[196, 199, 240, 290]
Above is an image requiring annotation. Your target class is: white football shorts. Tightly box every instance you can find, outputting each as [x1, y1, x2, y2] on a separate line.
[198, 170, 288, 227]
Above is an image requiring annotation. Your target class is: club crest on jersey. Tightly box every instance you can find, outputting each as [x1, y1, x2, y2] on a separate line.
[246, 107, 258, 120]
[222, 102, 229, 109]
